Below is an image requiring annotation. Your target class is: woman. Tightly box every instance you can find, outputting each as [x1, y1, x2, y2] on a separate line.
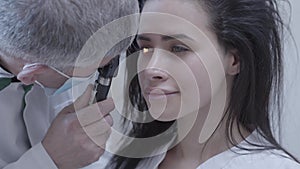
[107, 0, 300, 168]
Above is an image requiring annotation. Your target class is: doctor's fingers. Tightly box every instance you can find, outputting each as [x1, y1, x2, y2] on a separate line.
[76, 98, 115, 127]
[84, 129, 112, 148]
[82, 115, 113, 136]
[59, 113, 110, 138]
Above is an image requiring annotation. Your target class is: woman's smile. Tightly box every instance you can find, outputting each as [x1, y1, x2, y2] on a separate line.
[143, 87, 180, 99]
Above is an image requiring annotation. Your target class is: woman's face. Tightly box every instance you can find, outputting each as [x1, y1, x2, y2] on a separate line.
[137, 0, 237, 122]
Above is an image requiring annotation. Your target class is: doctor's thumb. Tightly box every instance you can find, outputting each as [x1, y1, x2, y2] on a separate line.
[74, 84, 94, 110]
[59, 85, 94, 115]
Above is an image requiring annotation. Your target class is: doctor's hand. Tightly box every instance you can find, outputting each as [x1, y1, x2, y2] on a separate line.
[42, 86, 114, 169]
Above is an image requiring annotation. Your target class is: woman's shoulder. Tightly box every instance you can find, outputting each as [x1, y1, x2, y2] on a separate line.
[198, 130, 300, 169]
[222, 149, 300, 169]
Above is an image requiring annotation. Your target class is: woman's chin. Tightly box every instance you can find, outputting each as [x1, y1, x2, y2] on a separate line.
[149, 110, 179, 122]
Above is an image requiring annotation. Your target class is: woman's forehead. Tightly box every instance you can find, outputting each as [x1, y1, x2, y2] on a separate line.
[142, 0, 209, 25]
[139, 0, 211, 40]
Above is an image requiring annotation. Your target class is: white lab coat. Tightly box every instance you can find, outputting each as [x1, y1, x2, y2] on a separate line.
[0, 66, 58, 168]
[0, 66, 92, 169]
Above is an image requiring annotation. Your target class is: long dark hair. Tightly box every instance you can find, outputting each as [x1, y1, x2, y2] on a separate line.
[107, 0, 298, 168]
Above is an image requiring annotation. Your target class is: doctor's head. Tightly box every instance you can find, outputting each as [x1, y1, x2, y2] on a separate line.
[0, 0, 139, 88]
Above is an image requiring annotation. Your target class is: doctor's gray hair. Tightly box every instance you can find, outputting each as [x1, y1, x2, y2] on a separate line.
[0, 0, 139, 71]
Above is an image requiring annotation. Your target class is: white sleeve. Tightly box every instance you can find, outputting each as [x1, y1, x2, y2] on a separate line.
[2, 142, 58, 169]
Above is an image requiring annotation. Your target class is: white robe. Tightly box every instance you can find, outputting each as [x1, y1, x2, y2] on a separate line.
[0, 67, 58, 168]
[127, 131, 300, 169]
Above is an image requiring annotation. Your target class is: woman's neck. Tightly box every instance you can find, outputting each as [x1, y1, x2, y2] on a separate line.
[161, 108, 251, 168]
[175, 109, 228, 162]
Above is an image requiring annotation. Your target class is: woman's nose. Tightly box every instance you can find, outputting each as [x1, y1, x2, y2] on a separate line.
[142, 48, 169, 82]
[143, 67, 168, 82]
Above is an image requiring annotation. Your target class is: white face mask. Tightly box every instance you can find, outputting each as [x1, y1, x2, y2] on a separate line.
[23, 63, 97, 97]
[52, 73, 97, 96]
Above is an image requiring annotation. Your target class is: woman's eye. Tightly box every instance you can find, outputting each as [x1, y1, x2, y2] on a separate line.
[140, 47, 154, 54]
[171, 45, 189, 53]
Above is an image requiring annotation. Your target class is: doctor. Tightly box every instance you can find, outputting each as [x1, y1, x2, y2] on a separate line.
[0, 0, 138, 169]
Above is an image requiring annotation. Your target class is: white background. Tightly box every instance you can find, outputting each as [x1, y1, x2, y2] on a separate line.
[281, 0, 300, 159]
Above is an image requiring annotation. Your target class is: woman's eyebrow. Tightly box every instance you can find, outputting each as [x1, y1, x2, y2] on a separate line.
[136, 34, 195, 42]
[136, 35, 151, 41]
[161, 34, 195, 41]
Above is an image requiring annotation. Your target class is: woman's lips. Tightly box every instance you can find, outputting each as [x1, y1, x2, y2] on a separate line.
[144, 88, 179, 98]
